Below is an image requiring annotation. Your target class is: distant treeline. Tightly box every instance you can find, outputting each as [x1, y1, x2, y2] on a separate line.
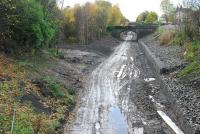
[63, 1, 127, 44]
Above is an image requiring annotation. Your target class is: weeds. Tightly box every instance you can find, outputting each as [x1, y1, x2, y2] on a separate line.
[0, 54, 75, 133]
[44, 76, 65, 98]
[178, 40, 200, 78]
[48, 49, 64, 59]
[171, 32, 188, 46]
[159, 29, 176, 45]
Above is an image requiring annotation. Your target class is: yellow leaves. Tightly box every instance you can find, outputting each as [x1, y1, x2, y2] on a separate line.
[64, 8, 76, 24]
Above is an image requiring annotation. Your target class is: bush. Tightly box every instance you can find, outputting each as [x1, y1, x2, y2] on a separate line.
[177, 61, 200, 78]
[178, 40, 200, 78]
[184, 40, 200, 62]
[48, 49, 64, 59]
[44, 76, 65, 98]
[15, 0, 57, 49]
[171, 32, 188, 46]
[159, 30, 176, 45]
[0, 0, 57, 52]
[66, 37, 79, 43]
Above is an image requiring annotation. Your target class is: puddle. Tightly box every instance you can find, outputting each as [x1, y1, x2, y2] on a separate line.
[109, 107, 128, 134]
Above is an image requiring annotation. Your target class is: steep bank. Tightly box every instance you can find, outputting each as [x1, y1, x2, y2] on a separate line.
[140, 35, 200, 134]
[0, 36, 119, 134]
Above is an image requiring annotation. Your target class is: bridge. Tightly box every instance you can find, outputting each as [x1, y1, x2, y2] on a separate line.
[106, 23, 158, 41]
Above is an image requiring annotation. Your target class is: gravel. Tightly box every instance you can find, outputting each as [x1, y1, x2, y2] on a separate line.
[141, 35, 186, 71]
[141, 34, 200, 133]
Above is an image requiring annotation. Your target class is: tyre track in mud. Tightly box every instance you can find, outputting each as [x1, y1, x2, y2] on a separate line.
[65, 36, 183, 134]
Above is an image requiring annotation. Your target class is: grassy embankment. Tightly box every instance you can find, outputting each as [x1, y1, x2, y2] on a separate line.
[154, 26, 200, 79]
[0, 50, 75, 134]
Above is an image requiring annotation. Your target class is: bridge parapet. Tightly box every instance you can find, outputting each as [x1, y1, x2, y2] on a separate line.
[107, 24, 158, 41]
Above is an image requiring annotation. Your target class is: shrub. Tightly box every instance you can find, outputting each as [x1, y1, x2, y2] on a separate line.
[67, 37, 79, 43]
[145, 12, 158, 24]
[177, 61, 200, 78]
[184, 40, 200, 61]
[0, 0, 57, 52]
[67, 86, 76, 95]
[159, 30, 176, 45]
[13, 0, 57, 51]
[178, 40, 200, 78]
[171, 32, 188, 46]
[48, 49, 64, 59]
[44, 76, 65, 98]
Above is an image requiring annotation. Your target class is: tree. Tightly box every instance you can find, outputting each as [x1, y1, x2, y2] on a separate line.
[160, 0, 176, 23]
[0, 0, 17, 42]
[136, 11, 149, 22]
[136, 11, 158, 23]
[0, 0, 59, 53]
[145, 12, 158, 23]
[108, 5, 124, 26]
[183, 0, 200, 10]
[63, 1, 126, 44]
[182, 0, 200, 39]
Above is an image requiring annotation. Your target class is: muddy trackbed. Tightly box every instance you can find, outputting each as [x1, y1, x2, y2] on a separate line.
[64, 36, 184, 134]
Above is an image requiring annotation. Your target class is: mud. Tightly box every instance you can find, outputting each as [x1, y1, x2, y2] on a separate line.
[64, 35, 183, 134]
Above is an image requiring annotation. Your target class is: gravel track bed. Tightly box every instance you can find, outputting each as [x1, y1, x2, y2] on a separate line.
[141, 35, 200, 133]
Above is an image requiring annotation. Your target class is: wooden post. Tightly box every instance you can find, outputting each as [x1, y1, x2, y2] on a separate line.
[11, 109, 16, 134]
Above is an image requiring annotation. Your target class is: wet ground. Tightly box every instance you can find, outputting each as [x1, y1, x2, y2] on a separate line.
[64, 35, 184, 134]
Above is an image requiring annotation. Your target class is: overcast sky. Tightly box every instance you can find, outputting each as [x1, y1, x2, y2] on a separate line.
[61, 0, 182, 21]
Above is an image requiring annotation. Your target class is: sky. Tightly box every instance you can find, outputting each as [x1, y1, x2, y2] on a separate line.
[61, 0, 182, 21]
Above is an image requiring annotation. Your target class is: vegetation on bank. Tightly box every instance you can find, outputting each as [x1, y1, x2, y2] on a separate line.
[0, 54, 76, 134]
[0, 0, 126, 133]
[155, 27, 200, 78]
[0, 0, 59, 53]
[153, 1, 200, 79]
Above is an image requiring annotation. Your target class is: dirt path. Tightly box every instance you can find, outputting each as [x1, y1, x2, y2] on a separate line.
[65, 35, 184, 134]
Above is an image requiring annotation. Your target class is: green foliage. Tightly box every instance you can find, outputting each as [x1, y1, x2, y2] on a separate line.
[160, 0, 176, 23]
[108, 5, 125, 26]
[0, 0, 58, 52]
[178, 40, 200, 78]
[0, 0, 17, 42]
[44, 76, 65, 98]
[67, 86, 76, 95]
[14, 0, 57, 49]
[63, 1, 126, 44]
[136, 11, 158, 24]
[145, 12, 158, 23]
[14, 111, 34, 134]
[67, 37, 79, 43]
[156, 28, 188, 46]
[184, 40, 200, 62]
[178, 61, 200, 78]
[171, 32, 188, 46]
[48, 49, 64, 59]
[0, 55, 75, 134]
[136, 11, 149, 22]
